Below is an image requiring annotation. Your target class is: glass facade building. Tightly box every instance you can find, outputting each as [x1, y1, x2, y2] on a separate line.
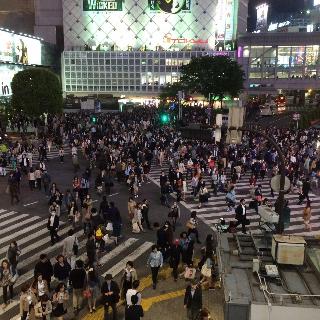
[62, 50, 235, 95]
[238, 32, 320, 92]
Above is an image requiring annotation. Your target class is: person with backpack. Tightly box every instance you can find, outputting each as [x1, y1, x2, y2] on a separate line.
[125, 294, 144, 320]
[126, 280, 141, 306]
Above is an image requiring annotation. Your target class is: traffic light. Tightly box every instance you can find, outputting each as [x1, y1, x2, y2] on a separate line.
[160, 113, 170, 124]
[90, 115, 97, 124]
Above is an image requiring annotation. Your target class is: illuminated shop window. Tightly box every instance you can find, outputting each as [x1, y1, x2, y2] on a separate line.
[249, 72, 262, 79]
[277, 47, 291, 68]
[306, 46, 319, 65]
[276, 71, 289, 78]
[290, 47, 305, 66]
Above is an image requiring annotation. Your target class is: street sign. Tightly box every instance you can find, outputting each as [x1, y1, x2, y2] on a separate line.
[293, 113, 300, 121]
[271, 175, 291, 193]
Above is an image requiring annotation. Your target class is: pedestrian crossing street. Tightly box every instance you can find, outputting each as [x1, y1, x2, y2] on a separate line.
[0, 208, 153, 319]
[4, 144, 72, 172]
[149, 162, 320, 237]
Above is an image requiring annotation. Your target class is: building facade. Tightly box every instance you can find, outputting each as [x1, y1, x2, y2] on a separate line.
[62, 0, 248, 98]
[238, 32, 320, 94]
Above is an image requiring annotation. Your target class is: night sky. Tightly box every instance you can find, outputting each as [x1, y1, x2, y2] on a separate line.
[248, 0, 311, 31]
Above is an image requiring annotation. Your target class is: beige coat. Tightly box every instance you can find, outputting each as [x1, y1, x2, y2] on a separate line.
[34, 301, 52, 320]
[128, 200, 136, 219]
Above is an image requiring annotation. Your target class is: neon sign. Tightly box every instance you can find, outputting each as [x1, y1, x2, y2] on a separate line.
[164, 34, 208, 45]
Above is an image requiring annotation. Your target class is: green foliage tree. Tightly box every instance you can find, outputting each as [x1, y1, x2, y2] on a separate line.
[11, 68, 63, 116]
[180, 55, 244, 104]
[159, 82, 185, 101]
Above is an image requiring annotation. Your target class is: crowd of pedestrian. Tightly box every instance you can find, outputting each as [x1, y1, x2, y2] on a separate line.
[1, 106, 319, 320]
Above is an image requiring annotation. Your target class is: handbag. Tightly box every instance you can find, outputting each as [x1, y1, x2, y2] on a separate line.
[106, 222, 113, 232]
[83, 288, 92, 298]
[201, 264, 212, 278]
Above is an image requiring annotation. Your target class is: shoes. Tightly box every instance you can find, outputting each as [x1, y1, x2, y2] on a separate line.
[152, 283, 156, 289]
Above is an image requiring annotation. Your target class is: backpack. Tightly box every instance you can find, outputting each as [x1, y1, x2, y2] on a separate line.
[95, 227, 103, 240]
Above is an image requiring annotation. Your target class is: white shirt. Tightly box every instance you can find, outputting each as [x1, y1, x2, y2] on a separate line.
[126, 289, 141, 306]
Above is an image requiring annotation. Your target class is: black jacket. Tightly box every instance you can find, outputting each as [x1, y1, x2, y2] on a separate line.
[235, 204, 246, 220]
[34, 260, 53, 281]
[101, 280, 120, 304]
[69, 268, 86, 289]
[86, 239, 96, 257]
[169, 245, 181, 267]
[184, 285, 202, 310]
[53, 261, 71, 281]
[47, 215, 59, 229]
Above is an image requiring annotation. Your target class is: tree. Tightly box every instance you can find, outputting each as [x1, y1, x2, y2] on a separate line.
[11, 68, 63, 116]
[159, 82, 184, 101]
[180, 55, 244, 104]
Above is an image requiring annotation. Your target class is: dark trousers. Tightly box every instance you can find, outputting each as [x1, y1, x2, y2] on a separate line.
[151, 266, 160, 285]
[36, 178, 42, 190]
[172, 264, 178, 280]
[21, 311, 28, 320]
[49, 227, 59, 245]
[142, 212, 151, 229]
[2, 284, 13, 304]
[104, 303, 117, 320]
[235, 217, 246, 233]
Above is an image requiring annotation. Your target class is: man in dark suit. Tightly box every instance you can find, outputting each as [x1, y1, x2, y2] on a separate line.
[235, 198, 248, 234]
[101, 273, 120, 320]
[184, 280, 202, 320]
[47, 211, 59, 245]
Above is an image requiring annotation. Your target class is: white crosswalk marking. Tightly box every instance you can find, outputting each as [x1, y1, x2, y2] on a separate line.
[149, 160, 320, 236]
[102, 242, 153, 278]
[0, 206, 151, 318]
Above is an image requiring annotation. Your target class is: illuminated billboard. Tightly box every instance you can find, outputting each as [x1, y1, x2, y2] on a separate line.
[148, 0, 191, 13]
[64, 0, 238, 50]
[83, 0, 123, 11]
[0, 30, 42, 65]
[0, 64, 25, 97]
[256, 3, 269, 31]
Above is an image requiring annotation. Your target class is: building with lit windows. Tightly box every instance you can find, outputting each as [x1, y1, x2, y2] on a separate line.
[238, 32, 320, 94]
[61, 0, 249, 99]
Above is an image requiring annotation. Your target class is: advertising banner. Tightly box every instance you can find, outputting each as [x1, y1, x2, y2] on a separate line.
[256, 3, 269, 31]
[148, 0, 191, 13]
[83, 0, 123, 11]
[13, 34, 42, 65]
[0, 31, 14, 63]
[0, 64, 25, 97]
[0, 30, 41, 65]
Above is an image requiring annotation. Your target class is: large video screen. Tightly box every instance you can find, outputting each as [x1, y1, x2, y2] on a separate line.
[0, 30, 42, 65]
[64, 0, 237, 50]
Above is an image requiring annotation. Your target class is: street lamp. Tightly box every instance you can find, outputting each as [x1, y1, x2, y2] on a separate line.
[228, 124, 286, 233]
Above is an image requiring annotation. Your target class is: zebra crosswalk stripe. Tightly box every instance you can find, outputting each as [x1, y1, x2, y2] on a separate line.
[149, 161, 320, 235]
